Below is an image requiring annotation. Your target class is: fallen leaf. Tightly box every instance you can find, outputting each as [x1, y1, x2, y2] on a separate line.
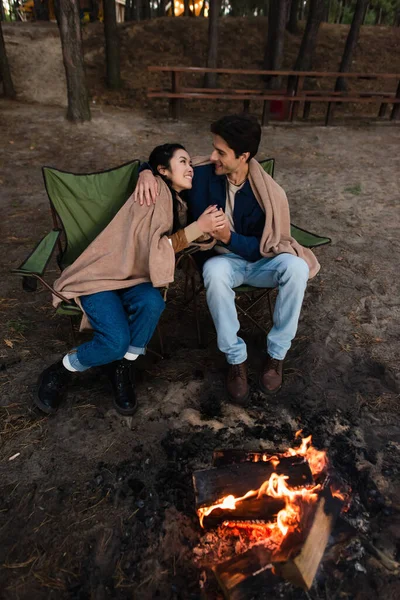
[4, 339, 14, 348]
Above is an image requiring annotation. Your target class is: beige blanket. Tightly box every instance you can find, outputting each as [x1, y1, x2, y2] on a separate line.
[52, 177, 176, 328]
[194, 156, 320, 278]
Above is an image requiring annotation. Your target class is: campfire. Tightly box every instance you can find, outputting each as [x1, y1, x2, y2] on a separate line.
[192, 433, 348, 598]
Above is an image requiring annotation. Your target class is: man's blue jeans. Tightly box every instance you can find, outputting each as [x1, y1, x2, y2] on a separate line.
[67, 283, 165, 372]
[202, 253, 309, 365]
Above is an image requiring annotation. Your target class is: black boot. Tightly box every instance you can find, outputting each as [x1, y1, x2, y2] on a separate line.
[36, 359, 71, 414]
[107, 359, 138, 416]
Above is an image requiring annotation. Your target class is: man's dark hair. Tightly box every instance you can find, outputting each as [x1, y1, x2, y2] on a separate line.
[210, 114, 261, 161]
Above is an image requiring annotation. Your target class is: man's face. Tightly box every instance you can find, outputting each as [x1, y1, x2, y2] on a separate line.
[210, 134, 247, 176]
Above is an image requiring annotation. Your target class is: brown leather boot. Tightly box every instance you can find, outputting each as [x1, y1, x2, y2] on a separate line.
[259, 355, 284, 395]
[226, 361, 249, 405]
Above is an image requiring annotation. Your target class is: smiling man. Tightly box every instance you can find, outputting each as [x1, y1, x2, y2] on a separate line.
[135, 114, 319, 404]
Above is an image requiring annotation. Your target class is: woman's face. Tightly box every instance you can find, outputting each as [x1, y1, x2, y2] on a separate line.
[159, 149, 193, 193]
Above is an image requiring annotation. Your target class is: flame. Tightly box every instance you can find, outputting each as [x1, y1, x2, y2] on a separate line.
[197, 435, 329, 539]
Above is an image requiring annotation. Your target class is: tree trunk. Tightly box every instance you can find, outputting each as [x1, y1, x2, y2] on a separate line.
[324, 0, 331, 22]
[299, 0, 304, 20]
[34, 0, 50, 20]
[375, 6, 382, 25]
[339, 0, 347, 23]
[134, 0, 142, 20]
[335, 0, 368, 91]
[125, 0, 132, 21]
[103, 0, 121, 89]
[287, 0, 300, 33]
[363, 2, 369, 24]
[183, 0, 191, 16]
[143, 0, 151, 18]
[56, 0, 91, 122]
[293, 0, 324, 71]
[264, 0, 290, 75]
[0, 20, 16, 98]
[204, 0, 221, 88]
[0, 0, 6, 21]
[158, 0, 167, 17]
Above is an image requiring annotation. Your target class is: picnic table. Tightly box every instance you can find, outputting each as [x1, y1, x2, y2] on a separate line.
[147, 66, 400, 125]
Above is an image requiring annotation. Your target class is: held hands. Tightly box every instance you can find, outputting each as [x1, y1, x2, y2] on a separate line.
[133, 171, 159, 205]
[211, 214, 231, 244]
[197, 206, 226, 234]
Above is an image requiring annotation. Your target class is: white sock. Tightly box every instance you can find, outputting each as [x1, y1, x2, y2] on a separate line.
[62, 353, 79, 372]
[124, 351, 139, 361]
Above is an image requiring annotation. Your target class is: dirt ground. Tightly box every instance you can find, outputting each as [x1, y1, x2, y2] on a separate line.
[0, 100, 400, 599]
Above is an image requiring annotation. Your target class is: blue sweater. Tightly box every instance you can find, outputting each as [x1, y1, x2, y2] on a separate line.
[139, 162, 265, 262]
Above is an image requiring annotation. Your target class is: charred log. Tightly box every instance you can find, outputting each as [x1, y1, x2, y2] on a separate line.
[193, 456, 313, 509]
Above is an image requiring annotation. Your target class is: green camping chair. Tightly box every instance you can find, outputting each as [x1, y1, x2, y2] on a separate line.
[12, 160, 140, 327]
[181, 157, 331, 344]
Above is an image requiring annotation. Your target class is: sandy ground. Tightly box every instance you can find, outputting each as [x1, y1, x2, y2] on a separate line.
[0, 100, 400, 599]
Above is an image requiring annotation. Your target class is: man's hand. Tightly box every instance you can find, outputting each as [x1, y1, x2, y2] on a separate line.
[197, 206, 226, 234]
[133, 170, 159, 206]
[212, 215, 231, 244]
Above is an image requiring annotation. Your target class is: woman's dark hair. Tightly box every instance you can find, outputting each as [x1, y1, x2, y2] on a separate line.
[148, 143, 187, 233]
[210, 114, 261, 161]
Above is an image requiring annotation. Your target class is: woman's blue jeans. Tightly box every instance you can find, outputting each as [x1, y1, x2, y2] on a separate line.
[67, 283, 165, 372]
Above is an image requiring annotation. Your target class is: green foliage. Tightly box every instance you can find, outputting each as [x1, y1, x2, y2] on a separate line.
[7, 319, 29, 334]
[344, 183, 362, 195]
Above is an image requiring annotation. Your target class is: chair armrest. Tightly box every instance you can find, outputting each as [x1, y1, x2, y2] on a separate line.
[291, 224, 331, 249]
[13, 229, 62, 277]
[11, 229, 63, 295]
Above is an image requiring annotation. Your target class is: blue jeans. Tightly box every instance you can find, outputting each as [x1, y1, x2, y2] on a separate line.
[68, 283, 165, 372]
[202, 253, 309, 364]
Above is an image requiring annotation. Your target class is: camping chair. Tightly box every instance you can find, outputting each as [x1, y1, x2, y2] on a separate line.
[181, 158, 331, 346]
[11, 161, 156, 348]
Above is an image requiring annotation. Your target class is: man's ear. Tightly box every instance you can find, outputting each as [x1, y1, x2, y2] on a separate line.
[241, 152, 250, 163]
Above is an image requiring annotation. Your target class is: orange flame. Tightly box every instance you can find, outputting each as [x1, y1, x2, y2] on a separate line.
[197, 435, 330, 539]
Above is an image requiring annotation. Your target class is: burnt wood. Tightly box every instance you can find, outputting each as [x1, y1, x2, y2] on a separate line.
[274, 487, 343, 590]
[212, 487, 343, 597]
[193, 456, 313, 509]
[202, 496, 285, 529]
[213, 545, 279, 600]
[213, 449, 294, 467]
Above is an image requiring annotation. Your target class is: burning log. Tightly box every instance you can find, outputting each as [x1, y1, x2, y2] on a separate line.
[193, 455, 313, 510]
[202, 495, 285, 529]
[213, 545, 278, 600]
[212, 487, 343, 598]
[274, 486, 343, 590]
[213, 448, 281, 467]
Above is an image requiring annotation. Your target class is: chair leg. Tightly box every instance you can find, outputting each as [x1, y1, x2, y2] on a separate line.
[267, 290, 274, 322]
[236, 304, 270, 335]
[69, 316, 77, 346]
[191, 276, 202, 347]
[156, 324, 164, 358]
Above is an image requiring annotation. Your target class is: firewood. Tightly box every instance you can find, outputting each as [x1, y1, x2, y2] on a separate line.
[193, 456, 313, 509]
[213, 544, 278, 600]
[213, 448, 280, 467]
[202, 495, 285, 529]
[273, 487, 343, 590]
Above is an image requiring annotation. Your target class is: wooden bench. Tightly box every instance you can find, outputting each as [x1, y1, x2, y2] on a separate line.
[147, 67, 400, 125]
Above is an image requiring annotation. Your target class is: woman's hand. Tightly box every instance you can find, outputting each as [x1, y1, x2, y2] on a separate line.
[197, 206, 226, 234]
